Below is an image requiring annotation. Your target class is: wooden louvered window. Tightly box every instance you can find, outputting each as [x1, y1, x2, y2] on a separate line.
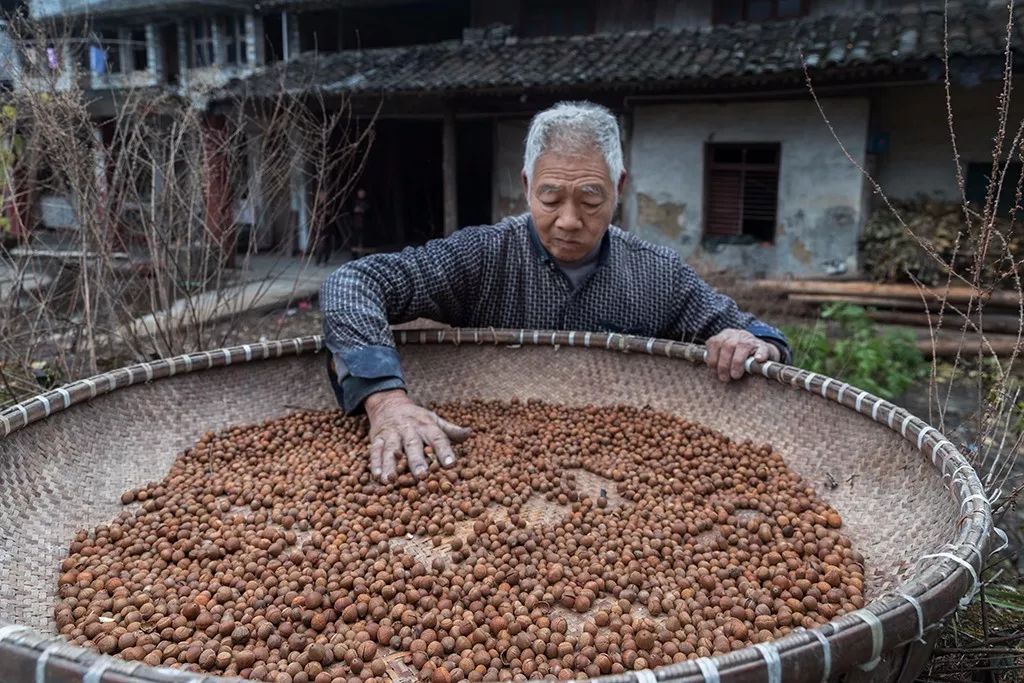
[704, 143, 780, 242]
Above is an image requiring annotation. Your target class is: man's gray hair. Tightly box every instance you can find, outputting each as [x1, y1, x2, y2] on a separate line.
[522, 101, 624, 191]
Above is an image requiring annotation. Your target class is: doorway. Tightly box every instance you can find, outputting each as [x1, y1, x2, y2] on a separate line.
[456, 119, 493, 227]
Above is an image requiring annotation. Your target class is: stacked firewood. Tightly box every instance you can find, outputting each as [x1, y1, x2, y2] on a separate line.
[859, 198, 1023, 286]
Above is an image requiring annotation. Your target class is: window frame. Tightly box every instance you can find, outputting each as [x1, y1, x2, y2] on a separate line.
[189, 18, 216, 68]
[703, 142, 781, 242]
[126, 27, 148, 73]
[712, 0, 809, 24]
[222, 15, 248, 66]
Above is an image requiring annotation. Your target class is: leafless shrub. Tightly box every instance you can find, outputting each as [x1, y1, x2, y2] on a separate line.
[0, 14, 372, 404]
[805, 1, 1023, 677]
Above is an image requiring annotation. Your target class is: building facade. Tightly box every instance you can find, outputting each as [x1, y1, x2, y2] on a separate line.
[10, 0, 1022, 277]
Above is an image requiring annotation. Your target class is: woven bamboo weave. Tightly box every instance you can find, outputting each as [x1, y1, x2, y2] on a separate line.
[0, 330, 1001, 683]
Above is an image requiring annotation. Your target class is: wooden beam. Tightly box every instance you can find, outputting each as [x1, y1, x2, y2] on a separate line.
[755, 279, 1022, 308]
[443, 107, 458, 236]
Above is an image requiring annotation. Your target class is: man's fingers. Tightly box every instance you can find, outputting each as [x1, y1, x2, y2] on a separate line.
[435, 415, 472, 443]
[729, 343, 753, 380]
[754, 344, 769, 362]
[705, 337, 721, 371]
[716, 340, 735, 382]
[424, 427, 457, 468]
[369, 438, 384, 480]
[403, 430, 429, 479]
[381, 434, 401, 483]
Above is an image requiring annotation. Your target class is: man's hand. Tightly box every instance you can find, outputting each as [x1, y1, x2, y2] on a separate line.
[705, 329, 781, 382]
[364, 389, 471, 483]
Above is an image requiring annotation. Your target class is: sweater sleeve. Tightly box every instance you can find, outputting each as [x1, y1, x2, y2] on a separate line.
[665, 258, 791, 363]
[319, 227, 487, 413]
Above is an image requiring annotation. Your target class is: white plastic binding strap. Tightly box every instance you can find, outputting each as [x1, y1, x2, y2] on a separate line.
[583, 331, 591, 347]
[753, 642, 782, 683]
[243, 344, 253, 361]
[568, 331, 576, 346]
[917, 426, 937, 450]
[694, 657, 721, 683]
[804, 372, 818, 391]
[38, 394, 52, 417]
[0, 623, 30, 642]
[532, 330, 540, 345]
[56, 387, 71, 408]
[222, 348, 232, 365]
[83, 656, 113, 683]
[991, 526, 1009, 555]
[15, 403, 29, 426]
[1, 412, 11, 436]
[634, 668, 657, 683]
[850, 609, 884, 671]
[960, 493, 989, 514]
[36, 638, 75, 683]
[745, 356, 755, 373]
[837, 383, 849, 402]
[896, 592, 926, 643]
[807, 629, 832, 682]
[820, 377, 833, 398]
[919, 551, 979, 607]
[888, 406, 897, 429]
[871, 400, 880, 421]
[760, 360, 774, 377]
[855, 391, 867, 413]
[900, 414, 914, 437]
[646, 338, 655, 354]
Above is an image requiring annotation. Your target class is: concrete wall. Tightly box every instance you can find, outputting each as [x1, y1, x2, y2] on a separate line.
[871, 81, 1024, 202]
[492, 118, 529, 220]
[625, 97, 870, 278]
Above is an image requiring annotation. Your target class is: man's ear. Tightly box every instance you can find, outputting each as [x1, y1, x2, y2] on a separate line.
[521, 170, 530, 197]
[617, 171, 628, 198]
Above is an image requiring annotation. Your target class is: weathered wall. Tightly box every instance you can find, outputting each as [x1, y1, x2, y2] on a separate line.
[871, 81, 1024, 202]
[625, 97, 870, 278]
[492, 118, 529, 220]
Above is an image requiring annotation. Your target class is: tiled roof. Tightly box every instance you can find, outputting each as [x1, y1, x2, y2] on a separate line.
[221, 3, 1018, 100]
[33, 0, 250, 19]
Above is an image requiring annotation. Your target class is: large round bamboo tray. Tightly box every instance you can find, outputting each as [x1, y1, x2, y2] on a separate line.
[0, 330, 1001, 683]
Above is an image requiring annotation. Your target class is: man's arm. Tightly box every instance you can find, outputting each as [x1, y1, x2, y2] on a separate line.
[666, 259, 792, 377]
[320, 227, 486, 413]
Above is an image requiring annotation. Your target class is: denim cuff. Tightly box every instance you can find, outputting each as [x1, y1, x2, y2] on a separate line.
[745, 321, 792, 364]
[328, 346, 407, 414]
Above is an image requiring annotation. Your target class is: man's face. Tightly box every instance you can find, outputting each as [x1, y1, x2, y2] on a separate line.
[524, 148, 624, 264]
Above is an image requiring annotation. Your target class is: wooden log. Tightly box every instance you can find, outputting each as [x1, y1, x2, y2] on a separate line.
[755, 278, 1022, 308]
[787, 293, 944, 311]
[867, 309, 1023, 335]
[919, 335, 1023, 357]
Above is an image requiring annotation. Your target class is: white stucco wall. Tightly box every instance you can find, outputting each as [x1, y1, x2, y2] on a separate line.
[872, 81, 1024, 201]
[625, 97, 870, 278]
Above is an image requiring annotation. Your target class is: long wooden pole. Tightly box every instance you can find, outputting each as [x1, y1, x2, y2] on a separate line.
[755, 279, 1022, 308]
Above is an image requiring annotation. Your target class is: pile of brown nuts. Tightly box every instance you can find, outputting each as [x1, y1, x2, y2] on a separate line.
[55, 399, 864, 682]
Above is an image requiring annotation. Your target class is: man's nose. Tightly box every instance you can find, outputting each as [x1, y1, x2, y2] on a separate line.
[555, 203, 583, 231]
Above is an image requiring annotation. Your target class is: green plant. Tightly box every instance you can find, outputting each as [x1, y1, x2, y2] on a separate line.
[784, 303, 928, 399]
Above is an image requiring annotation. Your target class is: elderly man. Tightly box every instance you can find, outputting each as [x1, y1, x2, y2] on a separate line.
[321, 101, 790, 483]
